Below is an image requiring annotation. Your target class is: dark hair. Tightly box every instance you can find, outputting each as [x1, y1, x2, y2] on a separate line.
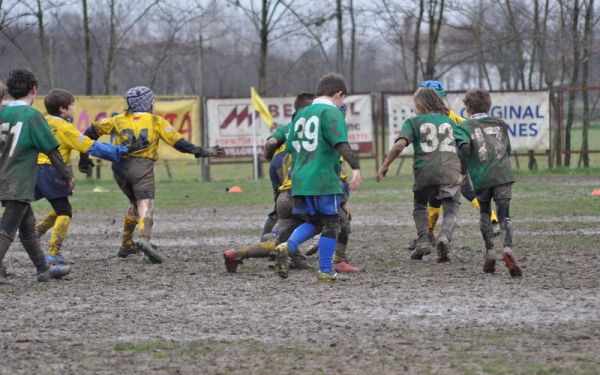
[0, 80, 6, 101]
[315, 73, 347, 97]
[45, 89, 75, 116]
[463, 88, 492, 114]
[294, 92, 315, 111]
[6, 68, 38, 99]
[413, 88, 449, 115]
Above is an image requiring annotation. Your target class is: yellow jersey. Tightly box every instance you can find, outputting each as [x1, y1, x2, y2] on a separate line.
[37, 115, 95, 165]
[449, 109, 464, 124]
[93, 112, 183, 161]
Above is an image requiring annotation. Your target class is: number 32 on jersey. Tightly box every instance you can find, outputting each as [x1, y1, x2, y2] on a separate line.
[419, 122, 456, 153]
[292, 116, 319, 153]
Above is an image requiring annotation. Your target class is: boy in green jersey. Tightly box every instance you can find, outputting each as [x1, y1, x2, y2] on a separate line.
[273, 73, 362, 281]
[377, 88, 466, 263]
[454, 88, 522, 277]
[0, 68, 72, 283]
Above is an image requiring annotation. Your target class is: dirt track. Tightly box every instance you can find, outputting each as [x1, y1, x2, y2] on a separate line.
[1, 177, 600, 374]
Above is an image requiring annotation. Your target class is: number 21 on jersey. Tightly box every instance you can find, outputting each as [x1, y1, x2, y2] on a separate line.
[419, 122, 456, 153]
[292, 116, 319, 153]
[0, 121, 23, 158]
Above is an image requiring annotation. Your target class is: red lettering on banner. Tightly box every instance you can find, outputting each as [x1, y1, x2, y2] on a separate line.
[179, 112, 193, 142]
[77, 111, 90, 132]
[164, 113, 177, 125]
[268, 104, 279, 117]
[220, 107, 251, 129]
[283, 104, 294, 117]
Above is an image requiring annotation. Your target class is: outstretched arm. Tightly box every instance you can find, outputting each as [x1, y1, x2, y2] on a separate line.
[376, 138, 408, 182]
[173, 139, 224, 157]
[264, 137, 284, 161]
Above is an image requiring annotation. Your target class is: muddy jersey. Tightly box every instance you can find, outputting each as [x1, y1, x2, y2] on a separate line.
[454, 116, 514, 190]
[286, 99, 348, 196]
[0, 103, 59, 201]
[397, 113, 462, 188]
[93, 112, 183, 161]
[37, 115, 95, 166]
[271, 122, 292, 143]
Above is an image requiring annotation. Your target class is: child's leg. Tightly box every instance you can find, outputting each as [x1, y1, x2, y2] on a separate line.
[318, 214, 340, 273]
[413, 188, 433, 242]
[35, 210, 57, 238]
[47, 198, 72, 258]
[136, 198, 154, 242]
[0, 201, 31, 265]
[17, 204, 49, 273]
[122, 202, 139, 249]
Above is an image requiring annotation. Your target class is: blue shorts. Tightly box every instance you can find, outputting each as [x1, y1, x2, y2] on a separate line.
[292, 194, 343, 216]
[34, 165, 72, 201]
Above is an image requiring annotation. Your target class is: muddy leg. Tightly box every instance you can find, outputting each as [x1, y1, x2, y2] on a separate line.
[479, 199, 496, 273]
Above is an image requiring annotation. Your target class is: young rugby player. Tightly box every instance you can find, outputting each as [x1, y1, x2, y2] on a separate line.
[35, 89, 147, 265]
[376, 88, 465, 262]
[0, 69, 72, 283]
[455, 88, 522, 277]
[273, 73, 362, 282]
[82, 86, 223, 263]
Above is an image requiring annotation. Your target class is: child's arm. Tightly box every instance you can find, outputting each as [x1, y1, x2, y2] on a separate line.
[376, 138, 408, 182]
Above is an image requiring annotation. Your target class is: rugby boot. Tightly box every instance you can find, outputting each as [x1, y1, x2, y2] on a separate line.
[37, 265, 71, 282]
[273, 242, 290, 279]
[137, 239, 163, 264]
[316, 270, 338, 282]
[45, 252, 74, 265]
[410, 237, 432, 260]
[305, 242, 319, 256]
[501, 247, 522, 277]
[289, 251, 311, 270]
[334, 261, 359, 273]
[223, 249, 242, 273]
[436, 235, 450, 263]
[406, 238, 418, 251]
[483, 251, 496, 273]
[117, 244, 140, 258]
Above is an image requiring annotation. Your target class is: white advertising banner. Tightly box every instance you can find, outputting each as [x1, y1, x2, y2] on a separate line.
[207, 94, 374, 157]
[386, 91, 550, 153]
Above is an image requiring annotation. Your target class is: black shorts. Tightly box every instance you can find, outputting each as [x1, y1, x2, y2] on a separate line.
[476, 183, 512, 202]
[34, 165, 73, 200]
[414, 184, 461, 206]
[112, 158, 155, 202]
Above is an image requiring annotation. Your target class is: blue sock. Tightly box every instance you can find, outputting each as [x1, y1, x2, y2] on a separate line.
[318, 236, 337, 273]
[287, 223, 317, 254]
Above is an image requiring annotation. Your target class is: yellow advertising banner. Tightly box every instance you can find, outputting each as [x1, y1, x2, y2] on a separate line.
[32, 96, 201, 160]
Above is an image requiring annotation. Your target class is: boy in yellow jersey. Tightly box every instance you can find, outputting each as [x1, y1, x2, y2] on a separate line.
[406, 81, 500, 252]
[82, 86, 223, 263]
[34, 89, 146, 265]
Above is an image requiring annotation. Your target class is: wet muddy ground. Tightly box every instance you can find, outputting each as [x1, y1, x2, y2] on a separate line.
[1, 175, 600, 374]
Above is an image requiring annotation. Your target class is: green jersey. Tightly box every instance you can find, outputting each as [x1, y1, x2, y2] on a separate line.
[271, 122, 291, 142]
[0, 103, 59, 201]
[454, 115, 514, 190]
[398, 113, 462, 188]
[286, 100, 348, 196]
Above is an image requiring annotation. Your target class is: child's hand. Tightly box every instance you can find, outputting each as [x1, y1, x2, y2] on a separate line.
[376, 165, 388, 182]
[349, 169, 362, 190]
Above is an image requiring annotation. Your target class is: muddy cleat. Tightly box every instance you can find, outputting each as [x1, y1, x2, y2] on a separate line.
[137, 239, 163, 264]
[223, 249, 242, 273]
[273, 242, 290, 279]
[483, 251, 496, 273]
[406, 238, 418, 251]
[335, 261, 359, 273]
[501, 247, 522, 277]
[117, 244, 140, 258]
[316, 270, 339, 282]
[289, 252, 311, 270]
[0, 264, 9, 284]
[37, 265, 71, 282]
[305, 243, 319, 256]
[45, 252, 74, 265]
[436, 235, 450, 263]
[492, 222, 501, 237]
[410, 240, 432, 260]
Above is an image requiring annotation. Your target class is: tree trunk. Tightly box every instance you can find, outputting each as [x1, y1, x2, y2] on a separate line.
[104, 0, 117, 94]
[424, 0, 444, 80]
[336, 0, 344, 74]
[564, 0, 581, 167]
[36, 0, 54, 89]
[258, 0, 269, 94]
[579, 0, 593, 167]
[348, 0, 356, 91]
[412, 0, 425, 90]
[82, 0, 93, 95]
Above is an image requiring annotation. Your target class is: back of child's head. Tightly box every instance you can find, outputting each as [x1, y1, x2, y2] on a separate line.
[6, 68, 38, 100]
[463, 88, 492, 114]
[294, 92, 315, 110]
[45, 88, 75, 116]
[315, 73, 347, 97]
[125, 86, 155, 113]
[413, 88, 449, 115]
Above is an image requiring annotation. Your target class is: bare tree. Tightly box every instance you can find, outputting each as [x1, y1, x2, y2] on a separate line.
[82, 0, 92, 94]
[579, 0, 594, 167]
[423, 0, 444, 80]
[564, 0, 582, 167]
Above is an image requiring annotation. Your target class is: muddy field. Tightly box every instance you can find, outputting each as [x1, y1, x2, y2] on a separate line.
[1, 175, 600, 374]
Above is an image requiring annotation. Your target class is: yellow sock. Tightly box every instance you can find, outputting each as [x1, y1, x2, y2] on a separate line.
[36, 211, 57, 238]
[471, 198, 480, 210]
[428, 206, 441, 234]
[490, 210, 499, 224]
[122, 216, 138, 248]
[48, 215, 71, 256]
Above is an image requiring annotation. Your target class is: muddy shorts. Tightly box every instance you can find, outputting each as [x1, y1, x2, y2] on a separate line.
[112, 158, 155, 202]
[476, 183, 512, 202]
[413, 184, 461, 206]
[34, 165, 72, 200]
